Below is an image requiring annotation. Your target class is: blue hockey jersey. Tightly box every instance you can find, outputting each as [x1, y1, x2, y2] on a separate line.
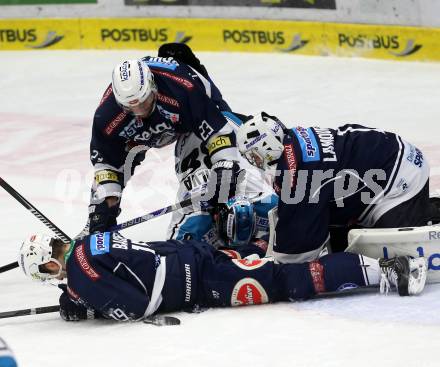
[273, 124, 414, 262]
[90, 56, 238, 202]
[63, 232, 371, 321]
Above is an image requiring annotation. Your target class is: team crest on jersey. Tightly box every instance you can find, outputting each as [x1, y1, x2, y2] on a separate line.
[231, 278, 269, 306]
[293, 127, 321, 162]
[232, 258, 268, 270]
[90, 232, 110, 255]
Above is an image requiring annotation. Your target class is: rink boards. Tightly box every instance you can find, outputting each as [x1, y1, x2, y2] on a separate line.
[0, 18, 440, 62]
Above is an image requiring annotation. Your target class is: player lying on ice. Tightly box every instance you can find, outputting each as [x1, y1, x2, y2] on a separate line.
[236, 112, 440, 264]
[18, 231, 427, 322]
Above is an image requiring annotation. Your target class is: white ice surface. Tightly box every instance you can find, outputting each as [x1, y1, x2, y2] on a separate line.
[1, 51, 440, 367]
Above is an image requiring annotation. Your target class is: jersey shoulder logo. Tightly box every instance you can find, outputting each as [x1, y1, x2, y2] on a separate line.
[90, 232, 110, 255]
[144, 57, 179, 71]
[293, 126, 321, 162]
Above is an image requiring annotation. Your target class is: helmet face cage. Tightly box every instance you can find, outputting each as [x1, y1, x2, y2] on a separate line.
[216, 196, 256, 246]
[237, 112, 285, 171]
[18, 234, 62, 283]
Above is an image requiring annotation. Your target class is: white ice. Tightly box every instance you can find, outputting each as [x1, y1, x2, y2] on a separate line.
[1, 51, 440, 367]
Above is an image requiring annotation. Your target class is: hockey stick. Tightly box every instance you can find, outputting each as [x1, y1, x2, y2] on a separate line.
[0, 177, 72, 273]
[0, 304, 180, 325]
[0, 305, 60, 319]
[110, 197, 207, 232]
[0, 177, 71, 242]
[0, 192, 203, 273]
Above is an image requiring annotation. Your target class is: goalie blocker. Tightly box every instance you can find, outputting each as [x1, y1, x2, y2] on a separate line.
[346, 223, 440, 283]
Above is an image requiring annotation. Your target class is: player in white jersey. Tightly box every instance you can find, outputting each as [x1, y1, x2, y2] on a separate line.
[167, 112, 278, 251]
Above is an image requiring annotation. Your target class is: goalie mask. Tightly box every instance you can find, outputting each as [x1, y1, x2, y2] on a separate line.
[214, 196, 256, 247]
[236, 112, 285, 171]
[112, 59, 158, 117]
[18, 234, 62, 283]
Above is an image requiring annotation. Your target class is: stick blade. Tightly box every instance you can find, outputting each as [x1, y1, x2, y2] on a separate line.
[143, 315, 181, 326]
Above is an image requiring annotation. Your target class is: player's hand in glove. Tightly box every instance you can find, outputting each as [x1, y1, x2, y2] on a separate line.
[58, 284, 98, 321]
[88, 199, 120, 234]
[205, 160, 242, 205]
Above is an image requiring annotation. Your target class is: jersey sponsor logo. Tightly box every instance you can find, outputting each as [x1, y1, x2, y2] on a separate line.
[118, 118, 144, 139]
[151, 69, 194, 90]
[406, 145, 424, 168]
[95, 170, 119, 185]
[309, 260, 326, 293]
[157, 93, 180, 108]
[313, 127, 337, 162]
[283, 143, 297, 188]
[231, 278, 269, 306]
[232, 258, 268, 270]
[293, 127, 321, 162]
[104, 111, 129, 136]
[90, 232, 110, 255]
[74, 244, 101, 281]
[207, 135, 232, 155]
[219, 249, 241, 259]
[145, 57, 179, 70]
[129, 121, 176, 147]
[157, 105, 180, 124]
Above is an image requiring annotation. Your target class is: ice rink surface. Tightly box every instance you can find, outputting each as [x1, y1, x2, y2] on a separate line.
[1, 50, 440, 367]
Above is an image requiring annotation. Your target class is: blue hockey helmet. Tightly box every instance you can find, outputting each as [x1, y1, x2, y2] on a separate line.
[215, 196, 256, 247]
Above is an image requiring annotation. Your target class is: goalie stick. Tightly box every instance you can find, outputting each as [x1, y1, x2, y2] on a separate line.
[0, 305, 181, 326]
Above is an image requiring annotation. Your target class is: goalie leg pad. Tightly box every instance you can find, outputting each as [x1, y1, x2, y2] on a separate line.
[346, 224, 440, 283]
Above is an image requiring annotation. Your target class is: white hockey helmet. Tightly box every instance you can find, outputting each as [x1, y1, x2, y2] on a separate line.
[236, 112, 285, 170]
[111, 59, 158, 116]
[18, 234, 62, 282]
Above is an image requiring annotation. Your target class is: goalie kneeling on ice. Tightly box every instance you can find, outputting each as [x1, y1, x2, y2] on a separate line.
[346, 224, 440, 283]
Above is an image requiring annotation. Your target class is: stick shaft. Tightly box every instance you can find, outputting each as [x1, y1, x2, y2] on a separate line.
[110, 197, 204, 231]
[0, 261, 19, 273]
[0, 305, 60, 319]
[0, 177, 71, 243]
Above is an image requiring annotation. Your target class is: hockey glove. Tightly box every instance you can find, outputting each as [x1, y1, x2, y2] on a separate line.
[205, 160, 242, 206]
[88, 200, 120, 234]
[158, 43, 209, 78]
[58, 284, 98, 321]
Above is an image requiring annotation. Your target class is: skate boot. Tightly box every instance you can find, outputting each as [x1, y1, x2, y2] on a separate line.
[379, 256, 427, 296]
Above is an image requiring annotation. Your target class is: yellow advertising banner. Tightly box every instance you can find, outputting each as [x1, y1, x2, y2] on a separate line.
[1, 17, 439, 62]
[0, 19, 81, 50]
